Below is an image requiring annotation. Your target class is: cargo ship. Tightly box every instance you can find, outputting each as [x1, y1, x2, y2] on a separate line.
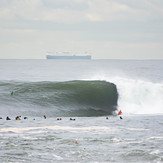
[46, 52, 91, 60]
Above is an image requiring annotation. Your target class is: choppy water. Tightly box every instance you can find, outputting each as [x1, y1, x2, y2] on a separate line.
[0, 59, 163, 162]
[0, 115, 163, 162]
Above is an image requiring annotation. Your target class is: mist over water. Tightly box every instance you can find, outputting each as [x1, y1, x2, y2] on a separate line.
[82, 60, 163, 115]
[111, 77, 163, 114]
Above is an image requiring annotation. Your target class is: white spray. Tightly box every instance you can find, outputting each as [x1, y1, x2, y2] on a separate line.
[111, 77, 163, 114]
[87, 75, 163, 115]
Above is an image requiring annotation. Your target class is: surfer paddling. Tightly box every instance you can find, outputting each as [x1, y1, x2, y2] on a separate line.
[6, 116, 11, 120]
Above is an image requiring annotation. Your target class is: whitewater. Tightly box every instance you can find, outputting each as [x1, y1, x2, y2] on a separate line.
[0, 59, 163, 162]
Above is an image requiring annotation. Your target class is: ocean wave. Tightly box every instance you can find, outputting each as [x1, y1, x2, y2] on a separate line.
[0, 80, 118, 116]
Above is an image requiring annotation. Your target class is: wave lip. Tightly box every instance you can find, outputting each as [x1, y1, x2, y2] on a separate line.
[0, 80, 118, 116]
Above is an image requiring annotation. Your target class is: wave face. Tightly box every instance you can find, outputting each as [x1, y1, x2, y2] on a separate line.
[0, 80, 118, 117]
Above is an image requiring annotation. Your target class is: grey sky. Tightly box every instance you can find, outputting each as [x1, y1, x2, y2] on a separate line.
[0, 0, 163, 59]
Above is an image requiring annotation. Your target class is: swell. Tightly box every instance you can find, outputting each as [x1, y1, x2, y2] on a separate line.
[0, 80, 118, 116]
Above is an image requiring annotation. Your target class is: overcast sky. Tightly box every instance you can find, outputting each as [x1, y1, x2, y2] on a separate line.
[0, 0, 163, 59]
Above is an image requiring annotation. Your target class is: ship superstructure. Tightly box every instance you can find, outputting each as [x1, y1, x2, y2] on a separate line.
[46, 52, 91, 60]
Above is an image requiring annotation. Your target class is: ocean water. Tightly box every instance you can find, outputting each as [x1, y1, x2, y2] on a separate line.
[0, 59, 163, 162]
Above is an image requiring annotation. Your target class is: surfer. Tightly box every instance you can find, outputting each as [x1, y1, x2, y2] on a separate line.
[106, 116, 108, 119]
[15, 116, 21, 120]
[11, 91, 14, 95]
[44, 115, 46, 119]
[120, 116, 123, 119]
[118, 110, 122, 115]
[70, 118, 75, 121]
[6, 116, 11, 120]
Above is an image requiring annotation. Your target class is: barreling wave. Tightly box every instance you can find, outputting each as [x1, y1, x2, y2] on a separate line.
[0, 80, 118, 117]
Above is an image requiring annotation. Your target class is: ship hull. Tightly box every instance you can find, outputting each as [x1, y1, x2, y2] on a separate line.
[46, 55, 91, 60]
